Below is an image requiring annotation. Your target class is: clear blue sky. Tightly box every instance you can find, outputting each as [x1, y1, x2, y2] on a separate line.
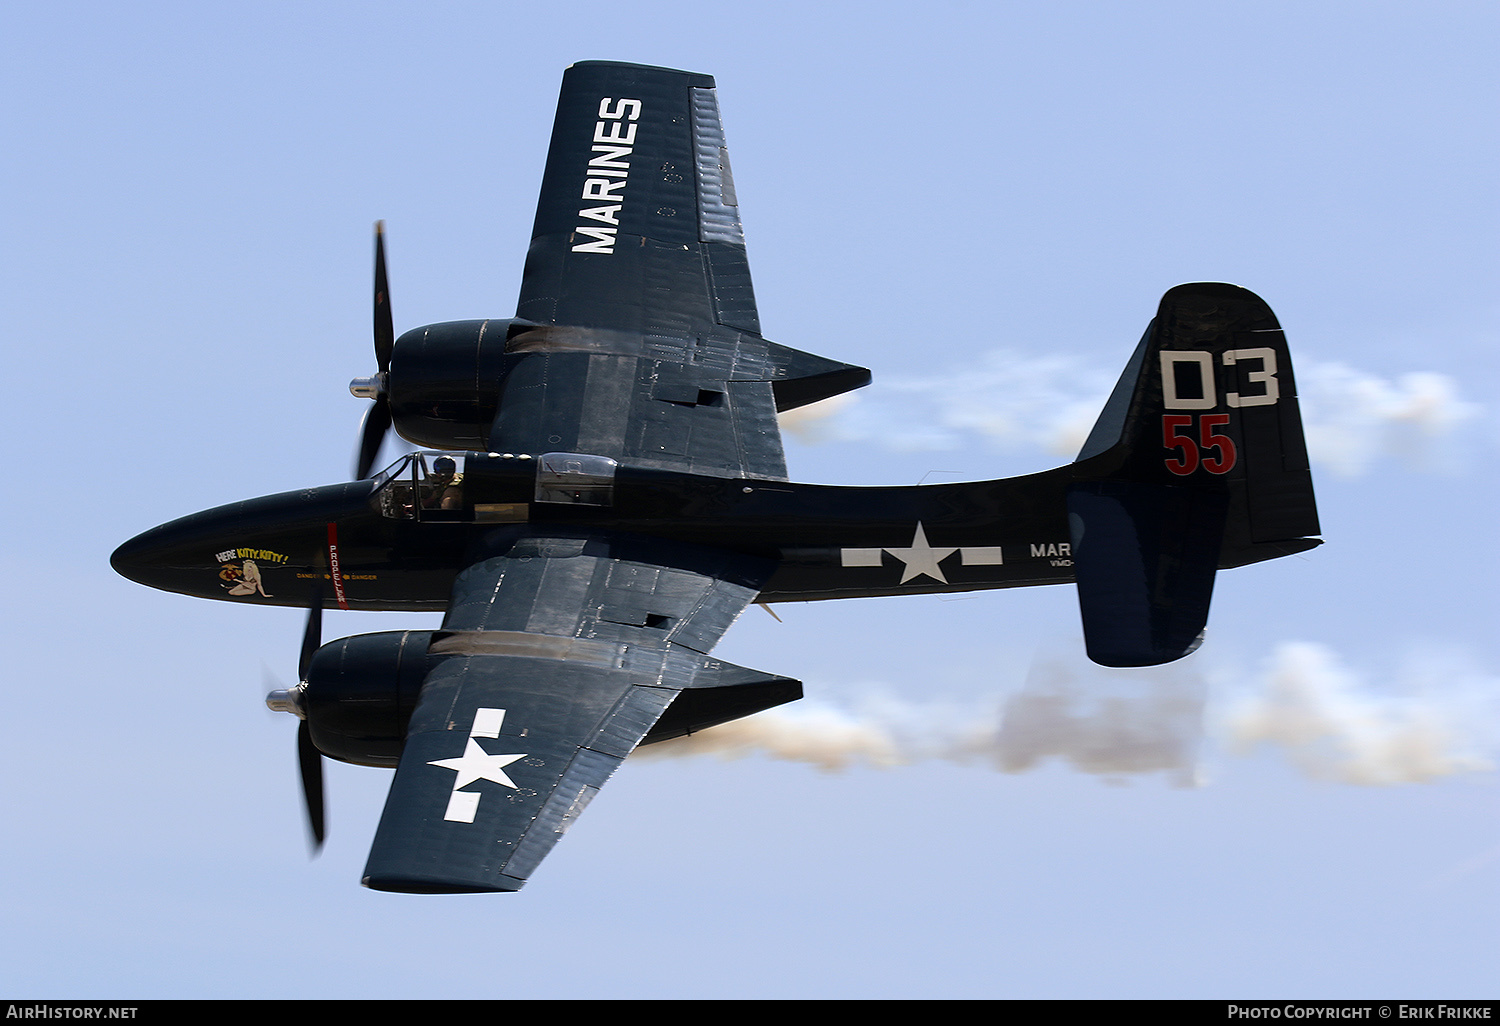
[3, 1, 1496, 999]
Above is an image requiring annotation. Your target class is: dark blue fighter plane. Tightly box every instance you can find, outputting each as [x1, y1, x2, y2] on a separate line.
[112, 62, 1321, 892]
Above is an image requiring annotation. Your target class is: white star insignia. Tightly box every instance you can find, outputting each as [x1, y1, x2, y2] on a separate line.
[886, 522, 957, 583]
[839, 523, 1004, 585]
[429, 738, 526, 791]
[429, 707, 528, 823]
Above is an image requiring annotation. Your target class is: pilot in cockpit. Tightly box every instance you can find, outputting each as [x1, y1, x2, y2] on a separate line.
[420, 456, 464, 510]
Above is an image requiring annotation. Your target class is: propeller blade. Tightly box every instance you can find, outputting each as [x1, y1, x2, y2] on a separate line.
[298, 592, 323, 683]
[297, 719, 326, 850]
[354, 222, 397, 480]
[373, 221, 393, 373]
[355, 396, 392, 479]
[283, 586, 326, 851]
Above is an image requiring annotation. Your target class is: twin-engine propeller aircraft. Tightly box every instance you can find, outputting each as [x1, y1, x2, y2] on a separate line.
[112, 61, 1320, 893]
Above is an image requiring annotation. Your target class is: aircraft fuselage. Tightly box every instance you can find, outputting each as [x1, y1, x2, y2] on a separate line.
[112, 448, 1314, 613]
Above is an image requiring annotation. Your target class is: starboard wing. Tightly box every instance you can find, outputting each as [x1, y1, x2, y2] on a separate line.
[361, 530, 798, 893]
[489, 61, 870, 480]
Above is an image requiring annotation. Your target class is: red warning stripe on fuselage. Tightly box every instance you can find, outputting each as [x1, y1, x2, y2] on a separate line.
[326, 523, 349, 610]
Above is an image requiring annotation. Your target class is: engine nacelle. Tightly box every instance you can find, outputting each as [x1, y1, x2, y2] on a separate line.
[376, 317, 875, 453]
[303, 630, 434, 767]
[385, 319, 520, 450]
[299, 628, 806, 768]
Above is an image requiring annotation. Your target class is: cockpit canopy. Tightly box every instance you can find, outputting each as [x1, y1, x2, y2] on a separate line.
[534, 452, 617, 506]
[371, 452, 471, 521]
[370, 451, 618, 522]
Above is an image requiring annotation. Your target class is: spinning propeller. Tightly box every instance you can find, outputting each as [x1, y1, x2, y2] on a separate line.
[351, 221, 396, 479]
[266, 595, 326, 850]
[267, 223, 397, 849]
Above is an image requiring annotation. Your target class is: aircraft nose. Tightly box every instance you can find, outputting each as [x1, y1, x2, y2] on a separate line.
[111, 517, 220, 596]
[110, 524, 173, 588]
[111, 481, 369, 603]
[112, 509, 269, 600]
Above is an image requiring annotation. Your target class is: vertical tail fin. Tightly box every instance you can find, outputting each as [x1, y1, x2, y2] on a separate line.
[1069, 283, 1320, 667]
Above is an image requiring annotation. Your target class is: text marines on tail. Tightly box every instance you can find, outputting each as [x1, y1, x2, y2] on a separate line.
[112, 61, 1320, 893]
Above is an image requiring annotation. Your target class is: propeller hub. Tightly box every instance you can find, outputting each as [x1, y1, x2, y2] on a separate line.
[349, 372, 386, 400]
[266, 685, 307, 719]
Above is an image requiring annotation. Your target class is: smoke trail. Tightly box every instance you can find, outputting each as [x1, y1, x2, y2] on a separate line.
[649, 697, 911, 772]
[1223, 642, 1496, 784]
[642, 664, 1208, 785]
[778, 351, 1109, 458]
[642, 643, 1497, 786]
[989, 661, 1204, 785]
[778, 353, 1483, 475]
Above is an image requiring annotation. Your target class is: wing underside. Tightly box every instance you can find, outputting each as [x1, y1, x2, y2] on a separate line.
[361, 530, 796, 893]
[490, 61, 869, 480]
[517, 61, 757, 337]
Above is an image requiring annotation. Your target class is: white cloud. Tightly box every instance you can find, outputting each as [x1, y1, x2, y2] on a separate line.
[1296, 364, 1481, 477]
